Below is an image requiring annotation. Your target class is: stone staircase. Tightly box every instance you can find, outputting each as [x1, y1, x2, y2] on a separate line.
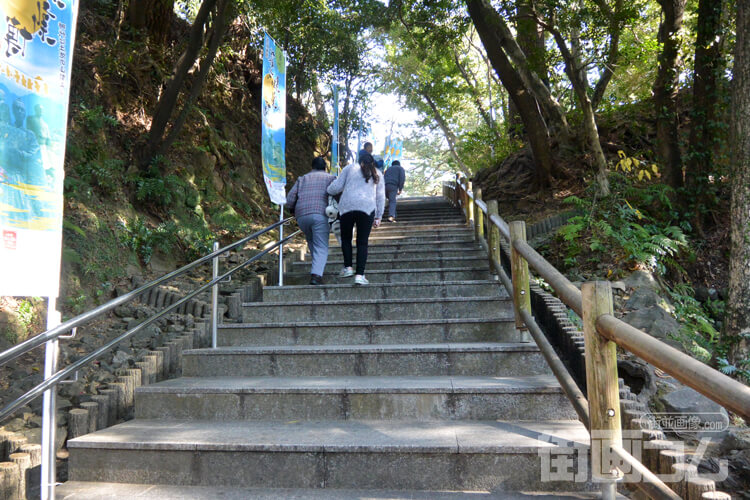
[59, 197, 595, 499]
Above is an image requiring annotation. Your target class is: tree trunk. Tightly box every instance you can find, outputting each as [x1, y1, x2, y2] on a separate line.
[546, 26, 609, 195]
[128, 0, 175, 45]
[686, 0, 724, 206]
[466, 0, 553, 187]
[725, 0, 750, 365]
[421, 92, 471, 175]
[653, 0, 687, 189]
[311, 77, 329, 127]
[516, 0, 546, 83]
[140, 0, 225, 169]
[466, 0, 571, 145]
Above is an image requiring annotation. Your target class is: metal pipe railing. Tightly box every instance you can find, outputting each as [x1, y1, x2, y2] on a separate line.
[0, 229, 300, 422]
[0, 218, 292, 368]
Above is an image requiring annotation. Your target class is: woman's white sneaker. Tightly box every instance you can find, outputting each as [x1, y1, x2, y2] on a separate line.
[354, 275, 369, 285]
[339, 267, 354, 277]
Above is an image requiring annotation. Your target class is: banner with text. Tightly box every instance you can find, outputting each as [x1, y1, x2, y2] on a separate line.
[0, 0, 80, 296]
[261, 33, 287, 205]
[332, 86, 339, 175]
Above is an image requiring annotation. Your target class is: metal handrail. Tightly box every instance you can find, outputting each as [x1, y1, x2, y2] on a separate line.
[0, 228, 300, 422]
[0, 216, 299, 500]
[0, 217, 293, 368]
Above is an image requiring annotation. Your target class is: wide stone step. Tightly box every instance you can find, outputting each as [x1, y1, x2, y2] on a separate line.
[324, 240, 480, 253]
[217, 317, 520, 346]
[57, 482, 616, 499]
[241, 296, 507, 323]
[67, 419, 590, 491]
[135, 375, 579, 421]
[262, 280, 506, 302]
[353, 228, 472, 239]
[284, 267, 491, 285]
[292, 256, 489, 273]
[181, 343, 546, 377]
[310, 247, 485, 260]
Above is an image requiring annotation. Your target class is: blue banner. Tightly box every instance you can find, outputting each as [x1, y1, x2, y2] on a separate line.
[261, 33, 286, 205]
[384, 137, 403, 169]
[0, 0, 80, 296]
[332, 86, 339, 175]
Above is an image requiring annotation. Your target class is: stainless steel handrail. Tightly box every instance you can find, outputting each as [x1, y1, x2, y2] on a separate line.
[0, 218, 292, 367]
[0, 229, 300, 422]
[0, 216, 299, 500]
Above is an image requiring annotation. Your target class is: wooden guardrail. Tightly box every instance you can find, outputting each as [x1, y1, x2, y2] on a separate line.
[446, 178, 749, 500]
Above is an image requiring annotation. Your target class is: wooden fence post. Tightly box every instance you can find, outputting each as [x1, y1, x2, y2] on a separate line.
[509, 221, 531, 336]
[487, 200, 499, 273]
[474, 186, 484, 242]
[582, 281, 623, 487]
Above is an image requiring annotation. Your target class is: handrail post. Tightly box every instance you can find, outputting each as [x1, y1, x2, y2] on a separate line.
[40, 338, 58, 500]
[454, 173, 460, 206]
[211, 241, 219, 349]
[509, 221, 531, 342]
[487, 200, 499, 274]
[582, 281, 622, 497]
[474, 186, 484, 243]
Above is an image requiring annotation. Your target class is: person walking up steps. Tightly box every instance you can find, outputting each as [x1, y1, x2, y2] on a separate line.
[327, 152, 385, 285]
[384, 160, 405, 222]
[286, 157, 335, 285]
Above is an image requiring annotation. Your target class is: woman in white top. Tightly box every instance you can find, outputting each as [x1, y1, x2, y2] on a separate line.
[326, 153, 386, 285]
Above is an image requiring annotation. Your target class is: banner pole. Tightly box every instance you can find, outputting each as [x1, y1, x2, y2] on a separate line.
[41, 296, 61, 500]
[278, 206, 284, 287]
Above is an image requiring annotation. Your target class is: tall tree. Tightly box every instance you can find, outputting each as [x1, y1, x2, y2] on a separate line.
[140, 0, 234, 169]
[685, 0, 726, 217]
[652, 0, 687, 189]
[128, 0, 176, 45]
[726, 0, 750, 366]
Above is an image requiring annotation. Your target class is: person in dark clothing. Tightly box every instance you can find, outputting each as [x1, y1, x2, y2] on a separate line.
[383, 160, 406, 222]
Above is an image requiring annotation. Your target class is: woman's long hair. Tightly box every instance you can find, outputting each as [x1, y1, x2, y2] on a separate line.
[359, 153, 379, 184]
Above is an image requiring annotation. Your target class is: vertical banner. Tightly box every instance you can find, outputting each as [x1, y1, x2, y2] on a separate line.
[261, 33, 287, 205]
[392, 139, 403, 164]
[332, 86, 339, 175]
[0, 0, 80, 296]
[383, 135, 392, 168]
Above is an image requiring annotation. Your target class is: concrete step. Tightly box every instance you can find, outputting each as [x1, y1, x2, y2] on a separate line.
[291, 256, 488, 273]
[241, 296, 507, 323]
[262, 280, 506, 302]
[284, 267, 491, 285]
[308, 247, 485, 260]
[181, 343, 547, 377]
[356, 227, 473, 239]
[135, 375, 579, 421]
[67, 419, 590, 491]
[57, 482, 617, 499]
[323, 239, 480, 253]
[217, 317, 520, 346]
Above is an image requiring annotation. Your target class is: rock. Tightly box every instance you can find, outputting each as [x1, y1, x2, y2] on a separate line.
[114, 305, 135, 318]
[657, 386, 730, 440]
[610, 280, 627, 292]
[625, 288, 667, 310]
[149, 250, 177, 274]
[622, 306, 681, 343]
[618, 358, 658, 400]
[623, 270, 660, 292]
[719, 427, 750, 454]
[695, 286, 711, 303]
[111, 350, 133, 367]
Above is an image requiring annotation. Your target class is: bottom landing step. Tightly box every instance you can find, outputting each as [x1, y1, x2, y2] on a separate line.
[58, 482, 623, 499]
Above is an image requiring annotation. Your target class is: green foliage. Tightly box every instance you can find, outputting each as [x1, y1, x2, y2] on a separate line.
[129, 164, 184, 208]
[118, 217, 178, 265]
[556, 174, 688, 276]
[669, 285, 750, 384]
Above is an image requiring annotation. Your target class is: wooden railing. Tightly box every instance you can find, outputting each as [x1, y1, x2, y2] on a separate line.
[446, 178, 750, 500]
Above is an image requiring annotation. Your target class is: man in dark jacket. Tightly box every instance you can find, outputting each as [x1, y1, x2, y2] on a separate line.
[383, 160, 405, 222]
